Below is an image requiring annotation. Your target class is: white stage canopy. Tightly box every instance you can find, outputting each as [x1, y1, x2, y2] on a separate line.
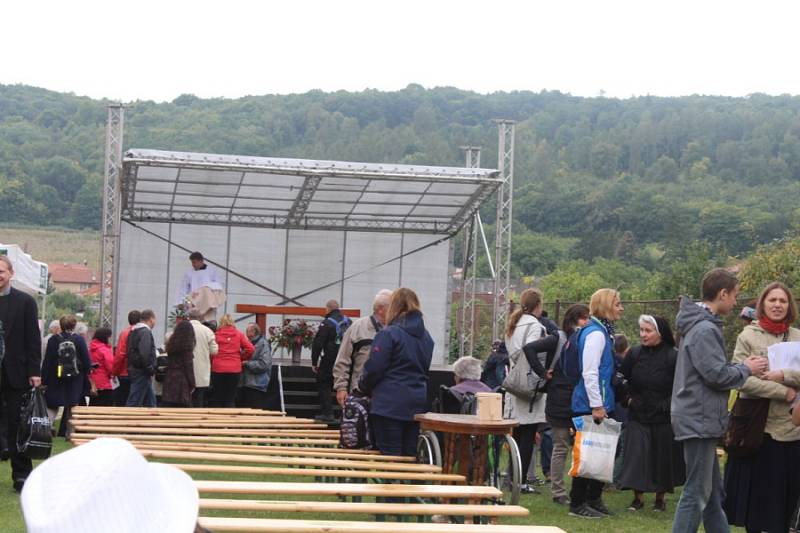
[116, 150, 501, 366]
[121, 149, 501, 235]
[0, 244, 48, 295]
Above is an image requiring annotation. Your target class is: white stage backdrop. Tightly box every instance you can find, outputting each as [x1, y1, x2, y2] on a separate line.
[116, 221, 452, 367]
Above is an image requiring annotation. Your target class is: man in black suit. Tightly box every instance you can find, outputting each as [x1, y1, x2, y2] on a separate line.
[0, 256, 42, 492]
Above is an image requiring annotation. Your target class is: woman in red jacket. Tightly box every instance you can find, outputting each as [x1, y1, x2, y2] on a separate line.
[89, 327, 115, 406]
[211, 314, 254, 407]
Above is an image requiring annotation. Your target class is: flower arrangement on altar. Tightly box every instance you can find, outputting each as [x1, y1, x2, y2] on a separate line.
[167, 302, 190, 328]
[268, 319, 317, 350]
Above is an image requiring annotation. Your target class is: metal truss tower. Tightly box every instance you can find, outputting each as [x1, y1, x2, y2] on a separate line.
[99, 104, 125, 331]
[458, 146, 481, 357]
[492, 120, 516, 340]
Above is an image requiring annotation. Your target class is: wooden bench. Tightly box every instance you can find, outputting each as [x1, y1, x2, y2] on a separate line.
[72, 407, 285, 416]
[72, 440, 416, 462]
[195, 480, 503, 501]
[70, 414, 308, 423]
[136, 448, 441, 473]
[199, 498, 528, 519]
[70, 419, 325, 429]
[69, 432, 340, 447]
[68, 425, 339, 438]
[169, 463, 465, 483]
[198, 517, 563, 532]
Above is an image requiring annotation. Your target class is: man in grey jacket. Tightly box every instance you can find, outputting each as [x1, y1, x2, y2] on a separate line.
[671, 269, 767, 533]
[333, 289, 392, 408]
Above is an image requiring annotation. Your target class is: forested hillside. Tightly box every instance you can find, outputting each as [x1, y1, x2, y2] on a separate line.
[2, 83, 799, 299]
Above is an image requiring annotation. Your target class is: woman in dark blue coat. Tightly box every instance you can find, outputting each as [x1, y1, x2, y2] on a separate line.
[358, 288, 434, 456]
[42, 315, 91, 436]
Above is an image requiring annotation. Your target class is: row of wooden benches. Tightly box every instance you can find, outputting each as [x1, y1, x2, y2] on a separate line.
[70, 406, 563, 533]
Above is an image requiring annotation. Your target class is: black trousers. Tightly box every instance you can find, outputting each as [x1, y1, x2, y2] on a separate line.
[1, 372, 32, 482]
[237, 387, 267, 410]
[90, 389, 114, 407]
[113, 376, 130, 406]
[316, 357, 334, 418]
[210, 372, 240, 407]
[192, 386, 209, 408]
[514, 423, 539, 485]
[570, 476, 605, 507]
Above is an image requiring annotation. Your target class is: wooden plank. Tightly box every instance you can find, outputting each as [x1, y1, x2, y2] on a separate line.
[170, 463, 465, 482]
[68, 433, 341, 447]
[195, 480, 503, 499]
[235, 304, 360, 318]
[69, 425, 338, 438]
[71, 414, 305, 422]
[198, 517, 562, 532]
[72, 440, 415, 462]
[71, 420, 325, 429]
[137, 449, 441, 472]
[73, 407, 284, 416]
[199, 498, 529, 516]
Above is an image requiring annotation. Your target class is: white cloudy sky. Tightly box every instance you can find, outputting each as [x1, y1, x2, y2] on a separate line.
[2, 0, 798, 102]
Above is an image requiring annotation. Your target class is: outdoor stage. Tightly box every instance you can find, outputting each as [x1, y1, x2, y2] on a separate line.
[111, 149, 501, 367]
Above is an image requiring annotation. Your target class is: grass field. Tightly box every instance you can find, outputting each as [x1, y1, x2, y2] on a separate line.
[1, 436, 747, 533]
[0, 225, 101, 272]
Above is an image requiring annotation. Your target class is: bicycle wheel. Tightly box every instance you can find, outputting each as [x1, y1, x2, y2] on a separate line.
[487, 434, 521, 505]
[416, 432, 435, 465]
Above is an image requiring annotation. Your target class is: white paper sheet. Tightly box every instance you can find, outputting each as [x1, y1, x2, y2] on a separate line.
[767, 341, 800, 371]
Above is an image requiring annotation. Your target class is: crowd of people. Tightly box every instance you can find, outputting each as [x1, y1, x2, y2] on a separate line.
[470, 269, 799, 533]
[3, 246, 800, 533]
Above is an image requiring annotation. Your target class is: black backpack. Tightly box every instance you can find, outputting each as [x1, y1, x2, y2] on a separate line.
[56, 333, 80, 379]
[339, 391, 372, 449]
[326, 315, 352, 346]
[127, 328, 150, 371]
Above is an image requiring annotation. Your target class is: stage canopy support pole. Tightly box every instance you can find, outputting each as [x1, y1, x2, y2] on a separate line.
[99, 103, 124, 331]
[491, 120, 516, 341]
[459, 146, 481, 358]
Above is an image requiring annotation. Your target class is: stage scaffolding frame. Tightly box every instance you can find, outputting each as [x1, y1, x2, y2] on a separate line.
[492, 120, 516, 341]
[100, 105, 516, 363]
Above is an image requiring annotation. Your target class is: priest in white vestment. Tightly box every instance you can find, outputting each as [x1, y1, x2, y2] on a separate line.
[175, 252, 226, 322]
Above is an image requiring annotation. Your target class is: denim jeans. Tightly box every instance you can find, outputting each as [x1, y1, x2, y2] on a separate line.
[672, 437, 729, 533]
[125, 373, 156, 407]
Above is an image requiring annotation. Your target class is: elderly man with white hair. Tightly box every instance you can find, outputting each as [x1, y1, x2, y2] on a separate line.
[451, 356, 493, 396]
[41, 320, 61, 357]
[333, 289, 392, 407]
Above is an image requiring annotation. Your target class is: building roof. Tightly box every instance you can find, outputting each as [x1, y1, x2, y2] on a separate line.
[121, 149, 502, 235]
[49, 263, 99, 285]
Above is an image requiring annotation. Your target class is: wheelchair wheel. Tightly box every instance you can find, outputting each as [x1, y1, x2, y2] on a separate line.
[423, 430, 442, 467]
[416, 431, 435, 465]
[487, 434, 521, 505]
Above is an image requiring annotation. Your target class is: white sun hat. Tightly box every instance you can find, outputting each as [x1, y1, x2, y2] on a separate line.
[21, 437, 199, 533]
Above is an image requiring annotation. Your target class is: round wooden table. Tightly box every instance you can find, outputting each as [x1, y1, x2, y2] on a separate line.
[414, 413, 518, 486]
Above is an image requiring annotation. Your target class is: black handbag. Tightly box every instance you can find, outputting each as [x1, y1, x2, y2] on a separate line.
[17, 386, 53, 460]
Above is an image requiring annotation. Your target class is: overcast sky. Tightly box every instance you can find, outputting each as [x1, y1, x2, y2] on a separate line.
[2, 0, 798, 102]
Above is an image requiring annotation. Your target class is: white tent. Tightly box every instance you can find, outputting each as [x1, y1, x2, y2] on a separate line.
[0, 244, 48, 295]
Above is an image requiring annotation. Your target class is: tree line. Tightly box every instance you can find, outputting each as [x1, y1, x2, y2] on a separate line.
[1, 83, 799, 300]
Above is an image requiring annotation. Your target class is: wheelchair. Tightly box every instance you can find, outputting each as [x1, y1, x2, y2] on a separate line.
[416, 385, 522, 505]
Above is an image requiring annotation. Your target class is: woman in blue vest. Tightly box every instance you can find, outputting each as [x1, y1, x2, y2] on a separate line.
[568, 288, 624, 519]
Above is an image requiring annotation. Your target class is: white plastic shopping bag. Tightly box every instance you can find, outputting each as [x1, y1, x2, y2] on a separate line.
[569, 415, 621, 483]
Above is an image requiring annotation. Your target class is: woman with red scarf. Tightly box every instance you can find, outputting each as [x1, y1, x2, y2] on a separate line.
[723, 281, 800, 533]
